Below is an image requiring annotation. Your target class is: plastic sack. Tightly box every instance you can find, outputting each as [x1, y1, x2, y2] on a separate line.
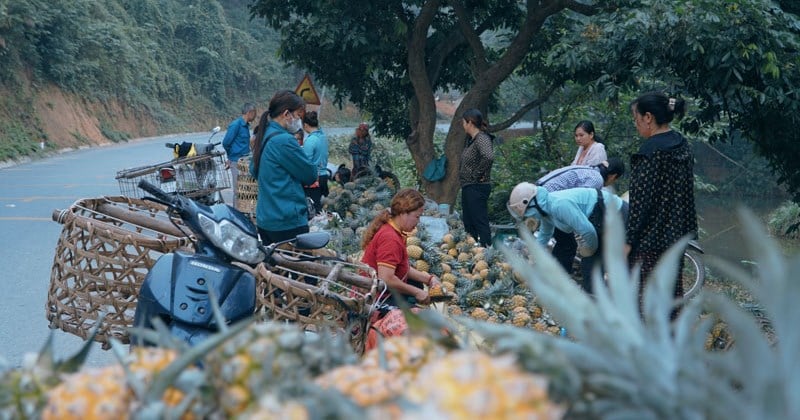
[418, 215, 449, 243]
[422, 155, 447, 182]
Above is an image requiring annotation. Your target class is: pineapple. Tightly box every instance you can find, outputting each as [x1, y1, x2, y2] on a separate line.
[441, 272, 457, 284]
[473, 260, 489, 273]
[470, 307, 490, 321]
[42, 347, 196, 420]
[42, 366, 129, 420]
[407, 244, 424, 259]
[1, 328, 101, 419]
[406, 236, 422, 247]
[360, 335, 445, 381]
[441, 281, 456, 294]
[512, 311, 532, 328]
[428, 282, 446, 298]
[205, 321, 356, 417]
[402, 351, 564, 418]
[315, 365, 403, 407]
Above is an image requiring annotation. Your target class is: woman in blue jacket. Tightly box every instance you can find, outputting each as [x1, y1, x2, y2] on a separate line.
[250, 90, 317, 244]
[508, 183, 628, 294]
[301, 111, 329, 215]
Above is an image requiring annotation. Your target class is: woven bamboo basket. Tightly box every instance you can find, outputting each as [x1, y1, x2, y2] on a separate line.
[236, 156, 258, 218]
[248, 249, 381, 354]
[47, 196, 191, 348]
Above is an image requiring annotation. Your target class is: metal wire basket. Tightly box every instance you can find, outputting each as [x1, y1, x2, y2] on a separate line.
[116, 151, 232, 199]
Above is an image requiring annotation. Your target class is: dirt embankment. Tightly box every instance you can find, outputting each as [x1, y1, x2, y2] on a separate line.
[33, 86, 160, 149]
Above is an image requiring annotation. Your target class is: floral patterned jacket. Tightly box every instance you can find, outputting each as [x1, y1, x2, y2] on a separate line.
[626, 131, 697, 254]
[458, 131, 494, 187]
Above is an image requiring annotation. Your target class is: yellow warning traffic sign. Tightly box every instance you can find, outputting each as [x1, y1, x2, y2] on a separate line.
[294, 74, 321, 105]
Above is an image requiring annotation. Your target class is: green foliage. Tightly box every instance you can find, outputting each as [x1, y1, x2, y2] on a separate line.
[0, 0, 296, 135]
[488, 134, 562, 225]
[250, 0, 800, 205]
[0, 121, 42, 160]
[99, 120, 132, 143]
[768, 201, 800, 239]
[554, 0, 800, 200]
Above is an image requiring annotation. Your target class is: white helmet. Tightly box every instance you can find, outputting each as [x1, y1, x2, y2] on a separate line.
[507, 182, 537, 220]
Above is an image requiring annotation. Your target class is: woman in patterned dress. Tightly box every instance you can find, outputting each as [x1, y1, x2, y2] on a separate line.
[626, 92, 697, 299]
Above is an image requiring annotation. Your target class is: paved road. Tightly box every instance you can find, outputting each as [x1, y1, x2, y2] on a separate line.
[0, 132, 219, 368]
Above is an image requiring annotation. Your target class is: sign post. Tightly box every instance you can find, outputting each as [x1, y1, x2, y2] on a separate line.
[294, 74, 321, 105]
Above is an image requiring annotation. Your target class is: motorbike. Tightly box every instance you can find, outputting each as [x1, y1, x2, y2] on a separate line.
[115, 127, 232, 206]
[131, 179, 331, 347]
[159, 126, 227, 206]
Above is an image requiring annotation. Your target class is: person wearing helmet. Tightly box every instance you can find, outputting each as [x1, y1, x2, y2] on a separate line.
[534, 158, 626, 274]
[507, 183, 627, 294]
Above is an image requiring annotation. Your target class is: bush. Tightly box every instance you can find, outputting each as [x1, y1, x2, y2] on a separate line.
[768, 201, 800, 239]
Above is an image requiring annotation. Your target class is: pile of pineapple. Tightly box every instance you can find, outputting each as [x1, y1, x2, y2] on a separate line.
[1, 319, 565, 419]
[322, 179, 565, 334]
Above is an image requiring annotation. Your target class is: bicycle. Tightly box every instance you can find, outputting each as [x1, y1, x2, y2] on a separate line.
[492, 224, 706, 300]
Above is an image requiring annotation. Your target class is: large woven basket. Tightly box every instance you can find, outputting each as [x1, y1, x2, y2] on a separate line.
[235, 157, 257, 217]
[47, 196, 191, 348]
[248, 249, 380, 354]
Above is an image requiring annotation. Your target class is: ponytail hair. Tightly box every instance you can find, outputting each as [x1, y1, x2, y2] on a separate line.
[361, 188, 425, 249]
[462, 108, 489, 132]
[631, 91, 687, 125]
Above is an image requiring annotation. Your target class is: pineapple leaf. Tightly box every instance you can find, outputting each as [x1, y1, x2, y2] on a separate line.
[54, 312, 105, 374]
[143, 316, 256, 403]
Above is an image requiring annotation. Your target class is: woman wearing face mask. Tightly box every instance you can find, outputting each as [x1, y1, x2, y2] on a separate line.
[250, 90, 317, 244]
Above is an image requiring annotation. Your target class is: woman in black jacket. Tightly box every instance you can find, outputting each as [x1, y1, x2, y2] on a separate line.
[627, 92, 698, 300]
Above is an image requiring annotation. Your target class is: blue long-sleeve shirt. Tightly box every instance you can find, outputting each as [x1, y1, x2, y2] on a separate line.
[222, 116, 251, 163]
[303, 129, 329, 177]
[523, 186, 624, 256]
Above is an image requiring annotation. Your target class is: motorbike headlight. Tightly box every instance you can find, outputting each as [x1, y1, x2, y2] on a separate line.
[198, 214, 265, 264]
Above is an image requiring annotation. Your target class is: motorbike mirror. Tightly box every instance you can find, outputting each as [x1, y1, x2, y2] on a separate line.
[211, 126, 221, 134]
[292, 232, 331, 250]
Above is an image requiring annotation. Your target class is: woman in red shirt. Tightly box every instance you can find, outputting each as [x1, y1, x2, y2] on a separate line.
[361, 188, 441, 305]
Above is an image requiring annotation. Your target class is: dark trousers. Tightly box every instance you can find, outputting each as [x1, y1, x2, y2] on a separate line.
[258, 224, 309, 246]
[580, 200, 630, 295]
[304, 175, 329, 214]
[461, 184, 492, 246]
[552, 228, 577, 275]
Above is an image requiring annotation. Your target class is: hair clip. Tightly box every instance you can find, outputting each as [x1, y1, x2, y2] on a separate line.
[668, 98, 676, 111]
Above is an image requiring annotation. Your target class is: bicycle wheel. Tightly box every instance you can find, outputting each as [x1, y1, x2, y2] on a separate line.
[680, 248, 705, 300]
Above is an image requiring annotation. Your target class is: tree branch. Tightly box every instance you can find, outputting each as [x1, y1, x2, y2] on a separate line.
[451, 1, 489, 75]
[489, 83, 560, 132]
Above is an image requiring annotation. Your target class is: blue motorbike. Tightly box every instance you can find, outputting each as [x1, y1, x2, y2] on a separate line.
[131, 179, 329, 346]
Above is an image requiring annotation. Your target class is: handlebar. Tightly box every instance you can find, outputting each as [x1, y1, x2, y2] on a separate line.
[138, 180, 178, 205]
